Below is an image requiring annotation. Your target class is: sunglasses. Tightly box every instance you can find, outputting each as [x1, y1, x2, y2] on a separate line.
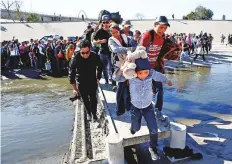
[81, 51, 90, 55]
[102, 21, 109, 24]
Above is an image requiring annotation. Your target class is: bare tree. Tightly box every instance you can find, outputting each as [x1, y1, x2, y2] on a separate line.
[135, 13, 145, 20]
[1, 0, 22, 21]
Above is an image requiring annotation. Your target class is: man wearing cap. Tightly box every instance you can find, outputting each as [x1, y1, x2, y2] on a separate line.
[139, 16, 180, 120]
[121, 20, 133, 38]
[85, 24, 94, 44]
[93, 15, 112, 84]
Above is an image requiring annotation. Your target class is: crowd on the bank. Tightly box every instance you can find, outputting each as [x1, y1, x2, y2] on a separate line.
[1, 23, 218, 73]
[0, 36, 84, 75]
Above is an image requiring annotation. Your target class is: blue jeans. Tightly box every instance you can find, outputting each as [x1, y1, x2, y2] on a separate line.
[153, 68, 163, 111]
[116, 81, 130, 113]
[130, 103, 158, 148]
[98, 52, 112, 82]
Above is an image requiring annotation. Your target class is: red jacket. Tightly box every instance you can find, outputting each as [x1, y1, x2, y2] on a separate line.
[140, 31, 181, 73]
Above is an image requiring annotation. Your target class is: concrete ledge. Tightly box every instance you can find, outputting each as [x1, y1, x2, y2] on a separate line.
[68, 100, 87, 164]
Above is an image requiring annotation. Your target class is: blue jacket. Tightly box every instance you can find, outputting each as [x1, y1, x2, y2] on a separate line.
[129, 69, 168, 109]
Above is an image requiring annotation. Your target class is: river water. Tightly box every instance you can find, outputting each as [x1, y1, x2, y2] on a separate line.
[1, 77, 74, 164]
[163, 63, 232, 123]
[1, 62, 232, 164]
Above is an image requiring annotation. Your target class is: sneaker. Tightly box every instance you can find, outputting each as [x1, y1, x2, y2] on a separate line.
[87, 114, 92, 121]
[155, 109, 165, 121]
[112, 86, 117, 92]
[130, 127, 135, 135]
[92, 114, 98, 122]
[149, 147, 160, 161]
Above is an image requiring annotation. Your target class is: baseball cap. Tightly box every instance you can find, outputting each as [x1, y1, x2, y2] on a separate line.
[155, 16, 170, 27]
[102, 15, 111, 21]
[122, 20, 132, 27]
[135, 58, 151, 72]
[110, 23, 120, 31]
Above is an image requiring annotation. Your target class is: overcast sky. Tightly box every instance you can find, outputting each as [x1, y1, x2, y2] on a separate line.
[10, 0, 232, 19]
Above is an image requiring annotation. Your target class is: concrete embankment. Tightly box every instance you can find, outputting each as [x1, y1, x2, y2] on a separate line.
[1, 20, 232, 41]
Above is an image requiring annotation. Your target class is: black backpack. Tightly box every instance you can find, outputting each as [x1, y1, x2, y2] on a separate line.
[111, 12, 122, 24]
[98, 10, 111, 23]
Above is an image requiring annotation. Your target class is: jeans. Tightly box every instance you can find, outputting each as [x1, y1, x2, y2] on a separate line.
[116, 81, 130, 113]
[130, 103, 158, 148]
[208, 43, 212, 51]
[29, 52, 35, 67]
[152, 68, 163, 111]
[79, 83, 98, 116]
[98, 52, 112, 82]
[202, 43, 208, 54]
[180, 51, 192, 62]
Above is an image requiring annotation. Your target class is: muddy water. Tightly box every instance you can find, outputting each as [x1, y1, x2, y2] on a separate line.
[1, 77, 74, 164]
[162, 63, 232, 124]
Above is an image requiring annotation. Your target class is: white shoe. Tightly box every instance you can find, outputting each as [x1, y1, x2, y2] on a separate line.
[87, 114, 92, 121]
[149, 147, 160, 161]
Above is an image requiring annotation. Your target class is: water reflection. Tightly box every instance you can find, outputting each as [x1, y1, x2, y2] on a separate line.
[161, 64, 232, 123]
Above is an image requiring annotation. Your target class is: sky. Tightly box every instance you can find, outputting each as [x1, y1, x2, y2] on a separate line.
[7, 0, 232, 19]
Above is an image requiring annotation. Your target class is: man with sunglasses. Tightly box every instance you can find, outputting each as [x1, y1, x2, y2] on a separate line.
[93, 15, 111, 84]
[68, 39, 103, 122]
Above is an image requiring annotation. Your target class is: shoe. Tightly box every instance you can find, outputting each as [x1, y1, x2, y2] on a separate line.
[130, 127, 135, 135]
[87, 114, 92, 121]
[112, 86, 117, 92]
[116, 111, 125, 116]
[155, 109, 165, 121]
[105, 80, 109, 84]
[92, 114, 98, 122]
[149, 147, 160, 161]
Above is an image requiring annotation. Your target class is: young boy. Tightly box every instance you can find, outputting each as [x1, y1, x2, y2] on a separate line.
[129, 58, 172, 160]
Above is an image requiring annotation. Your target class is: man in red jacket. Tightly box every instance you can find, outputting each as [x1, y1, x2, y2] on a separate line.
[139, 16, 180, 120]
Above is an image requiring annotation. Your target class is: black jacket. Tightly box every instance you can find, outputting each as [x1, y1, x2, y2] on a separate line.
[68, 51, 103, 86]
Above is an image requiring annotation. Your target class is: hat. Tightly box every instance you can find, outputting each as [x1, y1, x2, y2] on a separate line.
[155, 16, 170, 27]
[135, 58, 151, 72]
[122, 20, 132, 27]
[110, 23, 120, 31]
[102, 15, 111, 21]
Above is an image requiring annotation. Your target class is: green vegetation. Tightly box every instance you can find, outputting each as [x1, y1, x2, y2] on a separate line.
[27, 13, 40, 22]
[183, 5, 214, 20]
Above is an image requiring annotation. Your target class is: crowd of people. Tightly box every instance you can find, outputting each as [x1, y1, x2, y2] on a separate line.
[1, 12, 230, 161]
[0, 36, 84, 76]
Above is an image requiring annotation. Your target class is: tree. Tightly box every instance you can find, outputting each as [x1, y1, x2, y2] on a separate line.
[15, 0, 22, 20]
[183, 5, 214, 20]
[135, 13, 144, 20]
[27, 13, 40, 22]
[1, 0, 22, 22]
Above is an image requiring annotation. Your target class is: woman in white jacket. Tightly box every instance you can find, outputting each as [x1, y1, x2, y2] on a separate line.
[108, 24, 135, 116]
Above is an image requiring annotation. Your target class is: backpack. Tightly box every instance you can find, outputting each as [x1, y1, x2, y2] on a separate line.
[98, 10, 111, 23]
[111, 12, 122, 24]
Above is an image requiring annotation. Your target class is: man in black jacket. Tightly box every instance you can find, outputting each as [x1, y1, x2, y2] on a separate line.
[68, 40, 103, 121]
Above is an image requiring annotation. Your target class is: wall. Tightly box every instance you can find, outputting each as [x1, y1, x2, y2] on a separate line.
[0, 9, 86, 22]
[1, 20, 232, 42]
